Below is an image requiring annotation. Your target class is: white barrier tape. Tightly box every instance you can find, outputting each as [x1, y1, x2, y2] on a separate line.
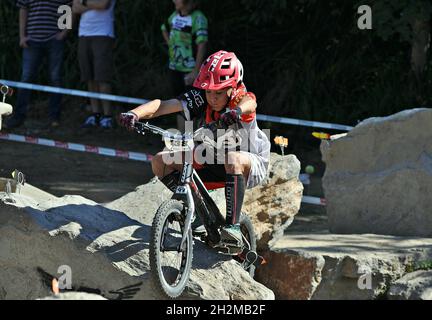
[302, 196, 327, 206]
[256, 114, 353, 131]
[0, 79, 353, 131]
[0, 79, 150, 105]
[0, 132, 153, 163]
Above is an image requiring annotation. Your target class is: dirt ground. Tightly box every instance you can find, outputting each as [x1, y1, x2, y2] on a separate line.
[0, 96, 328, 211]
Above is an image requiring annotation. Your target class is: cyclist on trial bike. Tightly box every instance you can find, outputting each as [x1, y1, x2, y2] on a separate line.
[119, 50, 271, 249]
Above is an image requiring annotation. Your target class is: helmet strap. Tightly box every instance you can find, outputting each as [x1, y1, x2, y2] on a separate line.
[227, 88, 233, 98]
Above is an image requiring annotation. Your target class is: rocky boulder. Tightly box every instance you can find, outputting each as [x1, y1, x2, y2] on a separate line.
[256, 227, 432, 300]
[388, 270, 432, 300]
[321, 108, 432, 237]
[244, 154, 303, 250]
[0, 190, 274, 300]
[106, 177, 171, 226]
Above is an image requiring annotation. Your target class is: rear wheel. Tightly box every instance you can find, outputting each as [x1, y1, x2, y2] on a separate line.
[236, 213, 257, 278]
[149, 199, 193, 298]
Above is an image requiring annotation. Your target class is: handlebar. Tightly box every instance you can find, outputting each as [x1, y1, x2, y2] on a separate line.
[133, 119, 243, 152]
[133, 120, 227, 141]
[133, 121, 195, 141]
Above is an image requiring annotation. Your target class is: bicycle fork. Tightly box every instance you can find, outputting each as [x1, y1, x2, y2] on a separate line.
[172, 162, 195, 251]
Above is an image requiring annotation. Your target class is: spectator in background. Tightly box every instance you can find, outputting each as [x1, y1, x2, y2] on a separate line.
[161, 0, 208, 131]
[72, 0, 116, 129]
[5, 0, 71, 129]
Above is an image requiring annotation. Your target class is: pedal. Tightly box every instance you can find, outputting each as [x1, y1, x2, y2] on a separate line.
[237, 249, 267, 267]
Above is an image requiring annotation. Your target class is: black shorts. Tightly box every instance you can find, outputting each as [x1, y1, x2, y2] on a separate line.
[78, 36, 114, 82]
[195, 163, 226, 184]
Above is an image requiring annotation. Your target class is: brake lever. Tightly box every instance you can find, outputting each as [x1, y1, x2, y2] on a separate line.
[134, 123, 146, 136]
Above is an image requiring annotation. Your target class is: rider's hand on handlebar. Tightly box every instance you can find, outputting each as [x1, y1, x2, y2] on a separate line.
[220, 107, 242, 128]
[119, 112, 139, 131]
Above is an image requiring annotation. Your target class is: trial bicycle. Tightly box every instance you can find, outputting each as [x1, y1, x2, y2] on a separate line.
[133, 121, 265, 298]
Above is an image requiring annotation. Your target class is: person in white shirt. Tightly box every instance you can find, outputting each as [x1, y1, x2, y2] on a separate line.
[72, 0, 116, 129]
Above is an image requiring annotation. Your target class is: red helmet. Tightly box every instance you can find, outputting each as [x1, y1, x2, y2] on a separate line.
[193, 50, 242, 90]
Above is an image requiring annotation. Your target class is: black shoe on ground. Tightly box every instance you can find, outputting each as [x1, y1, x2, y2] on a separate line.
[81, 113, 101, 128]
[100, 115, 114, 129]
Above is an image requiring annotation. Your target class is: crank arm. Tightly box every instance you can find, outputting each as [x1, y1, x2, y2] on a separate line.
[238, 249, 267, 267]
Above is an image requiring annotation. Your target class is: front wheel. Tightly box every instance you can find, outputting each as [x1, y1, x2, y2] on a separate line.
[236, 213, 257, 278]
[149, 199, 193, 298]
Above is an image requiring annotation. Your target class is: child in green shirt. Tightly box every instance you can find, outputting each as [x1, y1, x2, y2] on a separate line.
[162, 0, 208, 131]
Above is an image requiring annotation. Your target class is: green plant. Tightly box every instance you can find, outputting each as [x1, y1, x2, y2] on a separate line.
[405, 260, 432, 273]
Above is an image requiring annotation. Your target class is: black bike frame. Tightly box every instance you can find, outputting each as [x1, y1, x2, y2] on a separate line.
[172, 161, 226, 245]
[133, 121, 228, 248]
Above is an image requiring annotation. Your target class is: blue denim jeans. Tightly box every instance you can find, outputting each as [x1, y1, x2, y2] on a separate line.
[15, 38, 65, 121]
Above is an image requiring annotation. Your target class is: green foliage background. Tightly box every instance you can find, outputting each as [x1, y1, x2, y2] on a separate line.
[1, 0, 431, 125]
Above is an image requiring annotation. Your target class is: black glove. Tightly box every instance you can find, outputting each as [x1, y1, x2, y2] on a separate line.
[219, 107, 242, 128]
[119, 112, 138, 131]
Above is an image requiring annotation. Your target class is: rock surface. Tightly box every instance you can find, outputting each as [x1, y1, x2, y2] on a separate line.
[388, 270, 432, 300]
[321, 108, 432, 237]
[0, 191, 274, 300]
[255, 218, 432, 300]
[0, 152, 304, 300]
[243, 154, 303, 250]
[106, 177, 171, 226]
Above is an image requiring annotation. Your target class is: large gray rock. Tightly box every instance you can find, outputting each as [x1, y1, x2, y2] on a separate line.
[244, 154, 303, 250]
[106, 177, 171, 226]
[388, 270, 432, 300]
[321, 108, 432, 237]
[0, 191, 273, 300]
[256, 230, 432, 300]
